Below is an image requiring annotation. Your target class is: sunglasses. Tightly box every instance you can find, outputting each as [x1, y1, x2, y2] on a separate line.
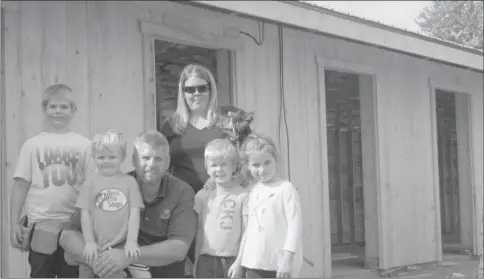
[183, 84, 210, 94]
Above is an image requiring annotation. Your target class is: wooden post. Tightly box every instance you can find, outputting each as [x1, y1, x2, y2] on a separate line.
[455, 94, 473, 250]
[0, 1, 4, 277]
[359, 74, 379, 268]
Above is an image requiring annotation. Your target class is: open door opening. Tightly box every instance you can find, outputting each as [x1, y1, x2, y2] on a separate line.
[154, 39, 233, 129]
[436, 89, 474, 258]
[325, 70, 378, 277]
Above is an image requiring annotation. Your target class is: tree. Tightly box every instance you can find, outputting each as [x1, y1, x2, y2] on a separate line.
[415, 1, 483, 49]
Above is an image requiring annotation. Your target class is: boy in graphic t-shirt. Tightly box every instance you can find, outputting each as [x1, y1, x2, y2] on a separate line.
[193, 138, 249, 278]
[9, 84, 94, 278]
[75, 129, 145, 278]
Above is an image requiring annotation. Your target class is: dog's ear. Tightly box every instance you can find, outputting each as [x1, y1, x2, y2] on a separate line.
[245, 111, 255, 124]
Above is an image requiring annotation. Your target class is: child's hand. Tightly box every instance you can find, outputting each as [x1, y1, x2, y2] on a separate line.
[184, 258, 194, 277]
[124, 241, 140, 260]
[277, 251, 294, 278]
[83, 242, 99, 264]
[228, 260, 244, 278]
[276, 262, 292, 278]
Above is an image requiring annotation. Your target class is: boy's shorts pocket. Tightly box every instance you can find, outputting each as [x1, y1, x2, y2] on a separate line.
[30, 221, 63, 255]
[19, 217, 33, 252]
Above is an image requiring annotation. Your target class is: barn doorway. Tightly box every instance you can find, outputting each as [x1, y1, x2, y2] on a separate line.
[435, 89, 474, 256]
[325, 70, 378, 277]
[154, 39, 233, 129]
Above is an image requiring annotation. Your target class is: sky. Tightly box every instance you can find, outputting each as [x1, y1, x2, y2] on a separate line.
[304, 1, 433, 33]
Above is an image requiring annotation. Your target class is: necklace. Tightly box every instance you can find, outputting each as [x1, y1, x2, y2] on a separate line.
[248, 191, 275, 232]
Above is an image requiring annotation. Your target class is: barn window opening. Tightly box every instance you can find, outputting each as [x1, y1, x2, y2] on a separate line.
[154, 39, 233, 129]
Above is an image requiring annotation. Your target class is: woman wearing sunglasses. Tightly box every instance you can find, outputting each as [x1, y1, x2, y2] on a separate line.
[158, 64, 225, 277]
[159, 64, 224, 194]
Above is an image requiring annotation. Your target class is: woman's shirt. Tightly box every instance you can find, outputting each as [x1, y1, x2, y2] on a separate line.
[159, 120, 224, 193]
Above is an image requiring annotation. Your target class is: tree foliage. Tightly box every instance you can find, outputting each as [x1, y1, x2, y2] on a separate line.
[415, 1, 483, 49]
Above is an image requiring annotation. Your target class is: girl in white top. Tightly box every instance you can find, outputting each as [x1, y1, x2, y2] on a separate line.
[228, 133, 303, 278]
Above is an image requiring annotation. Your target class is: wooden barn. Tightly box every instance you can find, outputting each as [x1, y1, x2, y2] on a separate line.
[0, 1, 482, 278]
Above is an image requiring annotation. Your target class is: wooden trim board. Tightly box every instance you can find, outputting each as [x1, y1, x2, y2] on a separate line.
[0, 1, 6, 277]
[429, 77, 479, 256]
[315, 58, 332, 278]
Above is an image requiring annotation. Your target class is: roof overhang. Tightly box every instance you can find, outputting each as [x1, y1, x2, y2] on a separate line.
[191, 1, 483, 72]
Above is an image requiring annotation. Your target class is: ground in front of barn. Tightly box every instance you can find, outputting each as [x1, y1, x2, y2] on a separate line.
[332, 254, 480, 279]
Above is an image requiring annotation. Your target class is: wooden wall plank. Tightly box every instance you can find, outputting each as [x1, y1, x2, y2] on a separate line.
[66, 1, 89, 136]
[302, 43, 326, 277]
[87, 1, 145, 170]
[0, 1, 4, 276]
[20, 1, 43, 140]
[3, 1, 28, 277]
[282, 36, 314, 275]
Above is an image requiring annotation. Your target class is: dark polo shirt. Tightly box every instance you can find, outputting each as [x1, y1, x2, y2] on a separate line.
[128, 170, 196, 278]
[67, 171, 196, 278]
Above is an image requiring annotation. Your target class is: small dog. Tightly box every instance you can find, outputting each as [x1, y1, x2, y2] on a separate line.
[216, 105, 255, 187]
[216, 105, 254, 148]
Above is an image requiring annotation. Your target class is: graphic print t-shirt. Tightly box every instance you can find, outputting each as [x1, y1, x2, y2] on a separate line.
[76, 172, 144, 250]
[194, 185, 249, 257]
[13, 132, 93, 223]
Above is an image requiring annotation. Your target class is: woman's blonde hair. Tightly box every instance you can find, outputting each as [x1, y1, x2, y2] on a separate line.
[169, 64, 218, 135]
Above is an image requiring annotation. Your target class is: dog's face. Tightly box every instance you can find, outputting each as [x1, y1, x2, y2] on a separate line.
[217, 105, 254, 145]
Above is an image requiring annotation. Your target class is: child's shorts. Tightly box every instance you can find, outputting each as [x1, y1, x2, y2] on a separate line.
[22, 217, 78, 278]
[195, 254, 236, 278]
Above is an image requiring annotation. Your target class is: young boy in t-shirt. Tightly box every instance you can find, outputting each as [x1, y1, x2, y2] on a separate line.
[9, 84, 94, 278]
[193, 138, 249, 278]
[75, 129, 145, 278]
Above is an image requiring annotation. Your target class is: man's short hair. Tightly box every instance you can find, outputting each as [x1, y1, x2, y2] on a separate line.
[132, 130, 170, 160]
